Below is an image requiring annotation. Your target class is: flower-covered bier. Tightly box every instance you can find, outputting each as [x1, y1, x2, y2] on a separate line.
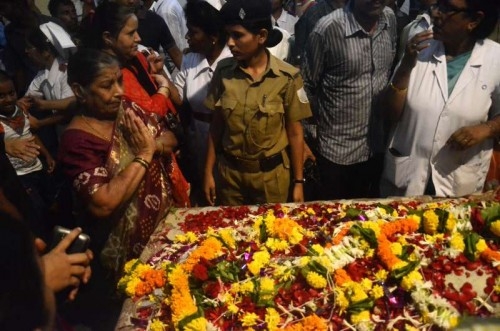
[120, 199, 500, 330]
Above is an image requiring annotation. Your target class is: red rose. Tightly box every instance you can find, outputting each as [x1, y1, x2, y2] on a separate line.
[204, 281, 222, 298]
[193, 263, 209, 281]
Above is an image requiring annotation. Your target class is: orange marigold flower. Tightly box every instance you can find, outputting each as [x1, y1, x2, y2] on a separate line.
[481, 247, 500, 270]
[334, 268, 351, 286]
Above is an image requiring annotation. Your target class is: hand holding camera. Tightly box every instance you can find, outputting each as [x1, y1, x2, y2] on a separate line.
[37, 227, 93, 301]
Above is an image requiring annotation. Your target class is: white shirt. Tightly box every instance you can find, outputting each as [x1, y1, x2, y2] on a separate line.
[174, 46, 232, 114]
[152, 0, 188, 51]
[268, 27, 291, 62]
[381, 39, 500, 197]
[25, 57, 74, 108]
[1, 107, 42, 176]
[272, 10, 298, 36]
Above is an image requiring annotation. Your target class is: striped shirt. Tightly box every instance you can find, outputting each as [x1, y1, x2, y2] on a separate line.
[302, 4, 396, 165]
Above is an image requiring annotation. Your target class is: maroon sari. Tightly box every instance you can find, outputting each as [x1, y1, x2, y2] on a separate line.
[59, 99, 187, 273]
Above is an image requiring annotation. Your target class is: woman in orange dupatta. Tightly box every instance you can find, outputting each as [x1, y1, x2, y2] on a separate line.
[83, 1, 190, 207]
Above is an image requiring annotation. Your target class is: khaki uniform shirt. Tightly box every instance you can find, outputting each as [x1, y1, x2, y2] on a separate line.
[205, 53, 312, 159]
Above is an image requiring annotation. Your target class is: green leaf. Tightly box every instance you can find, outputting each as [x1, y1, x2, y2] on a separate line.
[464, 232, 480, 261]
[178, 309, 203, 330]
[377, 203, 395, 215]
[349, 224, 378, 248]
[480, 204, 500, 225]
[346, 208, 365, 219]
[390, 260, 419, 280]
[434, 209, 450, 233]
[348, 298, 374, 313]
[259, 220, 268, 243]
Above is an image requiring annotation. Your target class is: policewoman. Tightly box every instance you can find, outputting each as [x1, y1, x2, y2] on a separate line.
[203, 0, 312, 206]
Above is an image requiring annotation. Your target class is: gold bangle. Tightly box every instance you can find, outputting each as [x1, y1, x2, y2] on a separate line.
[389, 82, 408, 93]
[132, 157, 150, 170]
[158, 85, 170, 96]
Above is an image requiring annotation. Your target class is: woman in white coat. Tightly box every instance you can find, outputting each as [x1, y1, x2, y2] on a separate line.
[381, 0, 500, 197]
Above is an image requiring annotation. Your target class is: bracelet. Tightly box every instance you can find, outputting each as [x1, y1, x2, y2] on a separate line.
[158, 85, 170, 95]
[389, 82, 408, 93]
[294, 178, 306, 184]
[132, 157, 150, 170]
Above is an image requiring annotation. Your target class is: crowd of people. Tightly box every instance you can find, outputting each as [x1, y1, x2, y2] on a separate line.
[0, 0, 499, 329]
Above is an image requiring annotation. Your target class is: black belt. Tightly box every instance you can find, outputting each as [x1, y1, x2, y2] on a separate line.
[192, 112, 212, 123]
[222, 151, 284, 173]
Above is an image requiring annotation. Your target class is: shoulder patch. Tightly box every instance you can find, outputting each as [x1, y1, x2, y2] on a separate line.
[297, 87, 309, 104]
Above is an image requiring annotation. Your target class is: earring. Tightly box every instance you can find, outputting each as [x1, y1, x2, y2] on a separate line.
[212, 41, 216, 45]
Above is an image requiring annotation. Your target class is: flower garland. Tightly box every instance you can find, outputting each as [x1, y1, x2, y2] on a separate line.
[119, 199, 500, 330]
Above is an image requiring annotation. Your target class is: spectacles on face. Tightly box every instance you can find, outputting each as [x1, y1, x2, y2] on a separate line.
[430, 1, 471, 15]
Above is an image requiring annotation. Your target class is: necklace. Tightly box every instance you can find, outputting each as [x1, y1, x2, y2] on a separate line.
[81, 115, 112, 142]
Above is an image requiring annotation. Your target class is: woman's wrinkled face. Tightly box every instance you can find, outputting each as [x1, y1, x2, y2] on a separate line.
[186, 22, 213, 54]
[112, 15, 141, 61]
[81, 65, 124, 119]
[431, 0, 479, 43]
[225, 25, 265, 62]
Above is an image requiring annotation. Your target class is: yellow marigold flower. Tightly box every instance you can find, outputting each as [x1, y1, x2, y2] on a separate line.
[401, 270, 423, 291]
[360, 278, 372, 291]
[184, 317, 207, 331]
[345, 282, 368, 303]
[174, 234, 188, 243]
[241, 312, 259, 327]
[265, 308, 280, 331]
[206, 228, 216, 237]
[307, 207, 316, 215]
[374, 269, 388, 281]
[221, 292, 234, 304]
[260, 277, 275, 293]
[371, 285, 384, 300]
[289, 227, 304, 245]
[240, 280, 255, 294]
[445, 215, 457, 233]
[306, 271, 327, 289]
[405, 325, 419, 331]
[253, 216, 263, 232]
[450, 232, 465, 251]
[311, 244, 324, 255]
[135, 263, 152, 275]
[407, 214, 421, 227]
[185, 231, 197, 243]
[390, 242, 403, 256]
[350, 310, 370, 324]
[150, 319, 166, 331]
[426, 202, 439, 209]
[124, 259, 138, 274]
[491, 220, 500, 237]
[297, 256, 310, 267]
[397, 236, 408, 245]
[423, 210, 439, 234]
[334, 288, 349, 311]
[273, 264, 294, 282]
[366, 248, 375, 258]
[219, 228, 236, 249]
[265, 238, 290, 252]
[476, 239, 488, 253]
[362, 221, 381, 237]
[248, 249, 270, 275]
[125, 277, 141, 297]
[227, 303, 239, 314]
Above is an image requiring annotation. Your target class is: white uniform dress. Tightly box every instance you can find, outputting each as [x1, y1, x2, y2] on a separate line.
[381, 39, 500, 197]
[174, 46, 232, 176]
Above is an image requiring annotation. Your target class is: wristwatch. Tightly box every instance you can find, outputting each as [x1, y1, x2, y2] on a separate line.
[294, 179, 306, 184]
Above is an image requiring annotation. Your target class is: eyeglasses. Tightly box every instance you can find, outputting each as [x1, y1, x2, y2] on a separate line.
[430, 1, 471, 15]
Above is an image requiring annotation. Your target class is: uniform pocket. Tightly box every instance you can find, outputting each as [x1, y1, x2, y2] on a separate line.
[249, 101, 285, 149]
[452, 163, 482, 197]
[381, 150, 412, 196]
